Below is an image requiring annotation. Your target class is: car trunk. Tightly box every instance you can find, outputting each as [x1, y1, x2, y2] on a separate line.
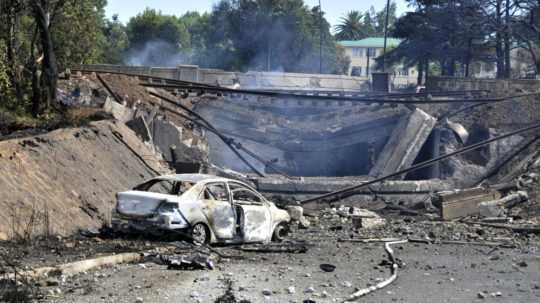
[116, 191, 169, 217]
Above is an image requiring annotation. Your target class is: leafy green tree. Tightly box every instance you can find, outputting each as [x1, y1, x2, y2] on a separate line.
[199, 0, 349, 74]
[374, 1, 397, 35]
[361, 7, 377, 37]
[0, 0, 109, 115]
[382, 0, 491, 82]
[178, 11, 210, 49]
[334, 11, 365, 40]
[125, 8, 191, 66]
[0, 41, 11, 101]
[53, 0, 108, 67]
[101, 14, 129, 64]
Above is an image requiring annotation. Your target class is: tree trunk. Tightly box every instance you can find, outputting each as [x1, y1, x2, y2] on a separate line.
[503, 0, 511, 78]
[522, 37, 538, 77]
[417, 59, 424, 85]
[30, 26, 41, 115]
[496, 0, 505, 79]
[5, 9, 24, 103]
[32, 0, 58, 115]
[424, 58, 429, 82]
[448, 59, 455, 77]
[465, 38, 472, 78]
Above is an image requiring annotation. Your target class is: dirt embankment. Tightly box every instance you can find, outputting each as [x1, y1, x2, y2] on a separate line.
[0, 120, 169, 240]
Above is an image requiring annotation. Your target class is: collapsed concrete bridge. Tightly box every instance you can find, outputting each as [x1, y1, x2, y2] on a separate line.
[195, 94, 437, 178]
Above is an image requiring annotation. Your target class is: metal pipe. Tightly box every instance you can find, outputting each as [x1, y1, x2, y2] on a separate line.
[342, 239, 408, 302]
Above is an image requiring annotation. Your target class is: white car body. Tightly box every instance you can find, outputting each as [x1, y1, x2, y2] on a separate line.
[114, 174, 291, 244]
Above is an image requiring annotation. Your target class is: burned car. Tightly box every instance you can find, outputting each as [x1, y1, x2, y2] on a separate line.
[113, 174, 291, 244]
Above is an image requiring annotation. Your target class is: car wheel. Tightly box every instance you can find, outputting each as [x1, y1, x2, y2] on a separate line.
[272, 223, 289, 242]
[190, 223, 210, 245]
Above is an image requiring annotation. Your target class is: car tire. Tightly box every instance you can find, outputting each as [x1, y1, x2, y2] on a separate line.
[272, 223, 289, 242]
[190, 223, 210, 246]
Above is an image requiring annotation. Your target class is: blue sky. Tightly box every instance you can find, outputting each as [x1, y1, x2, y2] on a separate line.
[105, 0, 411, 27]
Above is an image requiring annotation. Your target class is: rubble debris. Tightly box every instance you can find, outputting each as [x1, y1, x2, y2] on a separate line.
[286, 205, 304, 221]
[478, 191, 528, 217]
[445, 119, 469, 145]
[161, 253, 214, 270]
[338, 238, 402, 243]
[298, 216, 311, 229]
[126, 116, 152, 143]
[370, 108, 437, 179]
[461, 221, 540, 234]
[407, 238, 515, 248]
[103, 97, 134, 122]
[238, 242, 308, 254]
[434, 187, 501, 220]
[480, 217, 512, 223]
[334, 206, 386, 229]
[301, 122, 540, 205]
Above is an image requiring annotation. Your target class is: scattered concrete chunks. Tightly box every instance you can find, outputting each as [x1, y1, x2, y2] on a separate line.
[286, 206, 304, 221]
[370, 108, 437, 179]
[336, 206, 386, 229]
[103, 97, 134, 123]
[478, 191, 528, 217]
[126, 116, 152, 142]
[434, 187, 502, 220]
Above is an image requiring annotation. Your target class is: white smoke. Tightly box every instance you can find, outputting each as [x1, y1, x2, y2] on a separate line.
[125, 40, 189, 67]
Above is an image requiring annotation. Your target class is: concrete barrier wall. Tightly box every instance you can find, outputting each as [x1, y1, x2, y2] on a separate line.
[73, 64, 374, 91]
[426, 76, 540, 96]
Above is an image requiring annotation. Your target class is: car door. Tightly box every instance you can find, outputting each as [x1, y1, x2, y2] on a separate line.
[199, 182, 236, 239]
[229, 182, 272, 243]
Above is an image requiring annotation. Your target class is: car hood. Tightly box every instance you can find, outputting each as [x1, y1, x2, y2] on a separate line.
[116, 191, 172, 217]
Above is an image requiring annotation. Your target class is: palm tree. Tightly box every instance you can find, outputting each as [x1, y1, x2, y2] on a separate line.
[334, 11, 365, 41]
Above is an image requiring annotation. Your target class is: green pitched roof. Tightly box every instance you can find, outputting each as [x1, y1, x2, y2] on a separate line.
[338, 37, 402, 48]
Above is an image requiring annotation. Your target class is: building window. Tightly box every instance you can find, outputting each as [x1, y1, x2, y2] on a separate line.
[351, 66, 362, 76]
[367, 48, 377, 57]
[352, 47, 364, 57]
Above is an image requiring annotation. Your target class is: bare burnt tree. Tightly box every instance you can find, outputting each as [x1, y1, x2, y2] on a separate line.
[477, 0, 525, 78]
[515, 1, 540, 75]
[31, 0, 59, 114]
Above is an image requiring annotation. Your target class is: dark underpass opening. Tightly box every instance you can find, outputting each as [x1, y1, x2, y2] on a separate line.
[282, 142, 372, 177]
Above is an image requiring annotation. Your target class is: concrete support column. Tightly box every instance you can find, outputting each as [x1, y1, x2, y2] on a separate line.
[427, 128, 441, 179]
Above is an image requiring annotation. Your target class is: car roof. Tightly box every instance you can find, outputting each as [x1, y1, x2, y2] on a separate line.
[152, 174, 239, 184]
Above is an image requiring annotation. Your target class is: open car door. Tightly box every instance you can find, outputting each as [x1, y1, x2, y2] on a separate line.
[200, 182, 236, 239]
[229, 182, 272, 243]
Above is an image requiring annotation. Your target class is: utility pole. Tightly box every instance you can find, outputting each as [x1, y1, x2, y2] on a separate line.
[382, 0, 391, 72]
[319, 0, 323, 74]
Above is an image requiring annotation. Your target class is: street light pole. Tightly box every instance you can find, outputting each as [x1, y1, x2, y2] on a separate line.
[319, 0, 322, 74]
[382, 0, 391, 72]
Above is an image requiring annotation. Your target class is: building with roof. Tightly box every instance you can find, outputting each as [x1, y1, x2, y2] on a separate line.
[338, 37, 417, 87]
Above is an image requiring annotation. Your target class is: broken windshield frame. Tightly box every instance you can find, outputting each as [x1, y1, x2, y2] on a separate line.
[134, 179, 195, 196]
